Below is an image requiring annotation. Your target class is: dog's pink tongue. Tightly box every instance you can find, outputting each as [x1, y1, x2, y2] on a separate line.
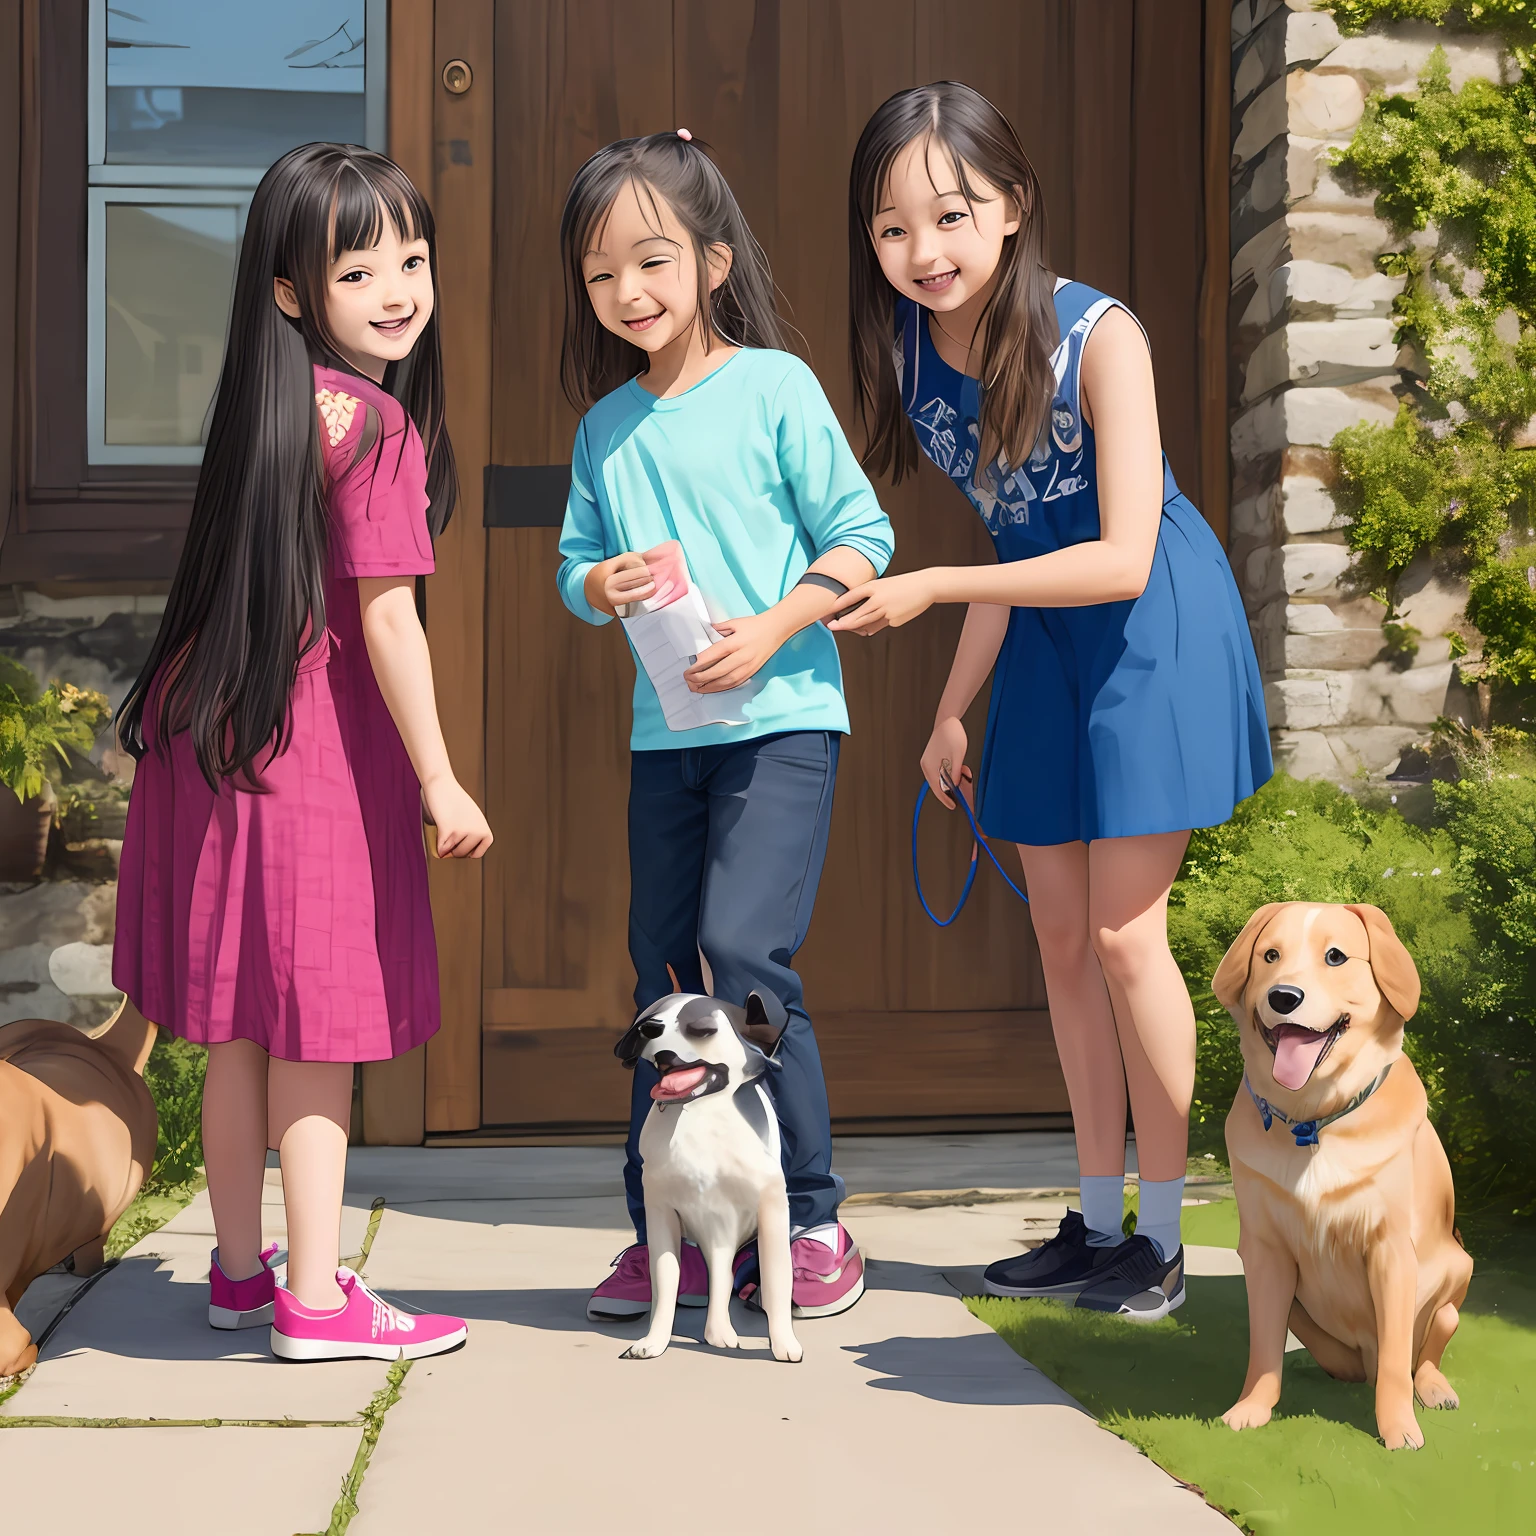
[651, 1064, 707, 1101]
[1272, 1025, 1330, 1091]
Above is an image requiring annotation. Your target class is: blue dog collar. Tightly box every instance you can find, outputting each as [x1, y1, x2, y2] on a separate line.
[1245, 1064, 1392, 1148]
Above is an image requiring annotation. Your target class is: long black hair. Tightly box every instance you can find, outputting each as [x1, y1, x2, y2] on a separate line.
[118, 143, 457, 787]
[848, 83, 1057, 483]
[559, 132, 795, 410]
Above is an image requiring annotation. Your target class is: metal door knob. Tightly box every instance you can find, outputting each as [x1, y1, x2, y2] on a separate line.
[442, 59, 473, 95]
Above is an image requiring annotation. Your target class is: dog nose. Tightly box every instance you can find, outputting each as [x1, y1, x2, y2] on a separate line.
[652, 1050, 680, 1070]
[1267, 984, 1304, 1015]
[639, 1021, 664, 1039]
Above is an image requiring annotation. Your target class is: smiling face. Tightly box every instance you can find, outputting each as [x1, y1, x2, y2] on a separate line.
[613, 990, 788, 1105]
[274, 203, 433, 382]
[1214, 903, 1418, 1104]
[580, 179, 729, 360]
[869, 136, 1020, 316]
[615, 995, 752, 1105]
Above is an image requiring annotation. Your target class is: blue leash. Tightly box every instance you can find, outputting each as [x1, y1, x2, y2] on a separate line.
[911, 772, 1029, 926]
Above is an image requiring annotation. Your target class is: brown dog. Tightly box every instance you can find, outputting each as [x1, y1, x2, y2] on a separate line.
[0, 997, 158, 1377]
[1213, 902, 1471, 1450]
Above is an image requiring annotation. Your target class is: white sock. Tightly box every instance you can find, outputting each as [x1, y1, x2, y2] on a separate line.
[1135, 1176, 1185, 1262]
[792, 1222, 841, 1252]
[1079, 1174, 1126, 1248]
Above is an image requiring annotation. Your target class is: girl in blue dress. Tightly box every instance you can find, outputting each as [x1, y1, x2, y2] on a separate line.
[833, 83, 1271, 1321]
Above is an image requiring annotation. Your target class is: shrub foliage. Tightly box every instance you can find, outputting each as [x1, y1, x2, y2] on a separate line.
[1317, 28, 1536, 708]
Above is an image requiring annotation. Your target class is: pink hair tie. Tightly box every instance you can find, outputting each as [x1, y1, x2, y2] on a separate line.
[676, 127, 692, 141]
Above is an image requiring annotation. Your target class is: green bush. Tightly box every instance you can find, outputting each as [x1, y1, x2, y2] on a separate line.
[142, 1030, 206, 1193]
[1432, 744, 1536, 1203]
[1169, 763, 1536, 1218]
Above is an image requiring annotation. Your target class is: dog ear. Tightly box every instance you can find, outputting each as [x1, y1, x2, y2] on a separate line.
[738, 990, 787, 1056]
[1212, 903, 1287, 1015]
[1343, 903, 1421, 1021]
[614, 1012, 650, 1070]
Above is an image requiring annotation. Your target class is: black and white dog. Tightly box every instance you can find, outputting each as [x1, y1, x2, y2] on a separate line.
[614, 989, 802, 1363]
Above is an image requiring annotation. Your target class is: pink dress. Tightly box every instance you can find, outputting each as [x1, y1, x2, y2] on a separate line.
[113, 366, 440, 1062]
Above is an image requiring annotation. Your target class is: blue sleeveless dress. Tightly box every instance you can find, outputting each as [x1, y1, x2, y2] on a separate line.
[898, 281, 1271, 846]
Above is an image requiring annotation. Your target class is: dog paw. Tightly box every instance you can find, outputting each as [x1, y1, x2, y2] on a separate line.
[1379, 1413, 1425, 1450]
[1414, 1364, 1459, 1410]
[621, 1339, 668, 1361]
[1221, 1397, 1273, 1432]
[704, 1328, 742, 1350]
[772, 1336, 804, 1363]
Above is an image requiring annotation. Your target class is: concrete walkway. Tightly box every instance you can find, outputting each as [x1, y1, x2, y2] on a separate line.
[1, 1136, 1235, 1534]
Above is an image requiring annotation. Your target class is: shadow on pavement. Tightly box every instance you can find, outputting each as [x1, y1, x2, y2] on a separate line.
[843, 1331, 1084, 1409]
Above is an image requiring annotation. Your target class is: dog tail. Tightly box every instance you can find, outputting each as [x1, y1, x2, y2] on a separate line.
[87, 996, 159, 1077]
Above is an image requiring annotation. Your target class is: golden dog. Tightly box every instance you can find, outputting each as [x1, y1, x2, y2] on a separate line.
[0, 997, 158, 1377]
[1214, 902, 1471, 1450]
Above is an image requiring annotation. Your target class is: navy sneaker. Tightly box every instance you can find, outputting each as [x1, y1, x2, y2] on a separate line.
[981, 1209, 1127, 1299]
[1074, 1235, 1186, 1323]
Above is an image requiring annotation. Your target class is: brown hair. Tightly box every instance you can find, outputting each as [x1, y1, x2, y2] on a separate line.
[848, 82, 1057, 483]
[559, 132, 795, 410]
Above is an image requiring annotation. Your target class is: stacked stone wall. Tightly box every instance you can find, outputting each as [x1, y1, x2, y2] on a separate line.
[1229, 0, 1508, 781]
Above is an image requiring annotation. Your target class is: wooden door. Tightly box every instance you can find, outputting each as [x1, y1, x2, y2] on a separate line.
[418, 0, 1223, 1136]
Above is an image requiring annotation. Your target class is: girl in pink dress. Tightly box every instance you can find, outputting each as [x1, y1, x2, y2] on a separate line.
[114, 144, 490, 1362]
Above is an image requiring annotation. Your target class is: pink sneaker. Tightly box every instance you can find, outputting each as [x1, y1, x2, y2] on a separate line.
[209, 1243, 280, 1330]
[789, 1225, 865, 1317]
[586, 1241, 709, 1321]
[739, 1225, 866, 1319]
[271, 1267, 467, 1362]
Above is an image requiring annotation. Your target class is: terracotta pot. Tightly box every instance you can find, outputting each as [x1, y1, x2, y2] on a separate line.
[0, 787, 54, 879]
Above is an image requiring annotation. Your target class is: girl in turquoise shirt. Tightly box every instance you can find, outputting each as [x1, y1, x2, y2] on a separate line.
[556, 130, 894, 1327]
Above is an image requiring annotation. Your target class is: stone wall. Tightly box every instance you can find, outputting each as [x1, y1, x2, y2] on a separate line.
[1229, 0, 1507, 782]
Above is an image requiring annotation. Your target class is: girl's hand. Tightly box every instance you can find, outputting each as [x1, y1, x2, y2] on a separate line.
[922, 717, 970, 810]
[684, 611, 788, 693]
[827, 570, 938, 634]
[423, 776, 494, 858]
[585, 553, 654, 617]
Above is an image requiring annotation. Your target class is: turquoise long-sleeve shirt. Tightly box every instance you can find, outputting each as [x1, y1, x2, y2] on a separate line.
[556, 348, 895, 751]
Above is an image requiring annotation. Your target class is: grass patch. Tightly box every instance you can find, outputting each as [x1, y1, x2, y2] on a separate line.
[969, 1198, 1536, 1534]
[104, 1174, 205, 1262]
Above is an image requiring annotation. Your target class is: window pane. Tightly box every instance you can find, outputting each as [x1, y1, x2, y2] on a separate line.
[106, 2, 367, 167]
[105, 203, 239, 446]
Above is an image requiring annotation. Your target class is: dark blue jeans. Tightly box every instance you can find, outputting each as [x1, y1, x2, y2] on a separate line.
[624, 729, 845, 1242]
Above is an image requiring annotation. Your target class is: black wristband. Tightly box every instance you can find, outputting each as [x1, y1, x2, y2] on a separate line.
[796, 572, 849, 599]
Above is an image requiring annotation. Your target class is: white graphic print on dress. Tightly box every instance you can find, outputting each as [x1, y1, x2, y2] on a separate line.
[913, 396, 959, 473]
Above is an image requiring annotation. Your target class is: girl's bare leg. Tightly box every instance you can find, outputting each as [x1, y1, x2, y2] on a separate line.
[202, 1039, 269, 1281]
[268, 1059, 353, 1311]
[1017, 840, 1127, 1177]
[1087, 830, 1194, 1181]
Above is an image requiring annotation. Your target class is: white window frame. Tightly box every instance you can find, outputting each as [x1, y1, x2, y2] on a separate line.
[85, 0, 389, 465]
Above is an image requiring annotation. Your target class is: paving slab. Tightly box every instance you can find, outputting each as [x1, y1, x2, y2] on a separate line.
[834, 1131, 1135, 1192]
[0, 1426, 357, 1535]
[347, 1181, 1229, 1535]
[3, 1168, 387, 1423]
[342, 1131, 1138, 1207]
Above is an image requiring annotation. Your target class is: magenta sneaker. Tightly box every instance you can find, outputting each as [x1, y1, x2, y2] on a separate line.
[271, 1267, 467, 1362]
[739, 1225, 866, 1319]
[208, 1243, 280, 1330]
[789, 1225, 865, 1317]
[586, 1241, 709, 1321]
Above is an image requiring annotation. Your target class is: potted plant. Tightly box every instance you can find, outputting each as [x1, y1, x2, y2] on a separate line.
[0, 655, 112, 880]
